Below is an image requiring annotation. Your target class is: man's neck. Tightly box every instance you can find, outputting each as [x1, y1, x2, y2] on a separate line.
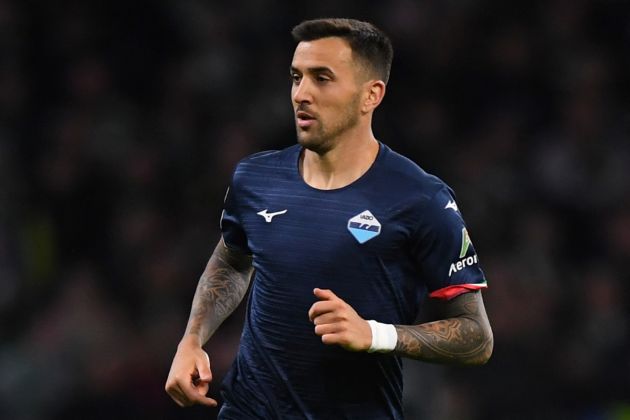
[300, 130, 380, 190]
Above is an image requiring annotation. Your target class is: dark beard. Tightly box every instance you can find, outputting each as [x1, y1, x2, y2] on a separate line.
[297, 133, 335, 155]
[296, 95, 361, 155]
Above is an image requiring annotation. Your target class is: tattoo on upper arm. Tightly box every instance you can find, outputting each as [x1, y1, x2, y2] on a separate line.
[394, 292, 493, 365]
[186, 240, 253, 341]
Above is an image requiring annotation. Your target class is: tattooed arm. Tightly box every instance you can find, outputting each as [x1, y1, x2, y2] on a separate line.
[165, 238, 253, 407]
[394, 291, 493, 365]
[309, 288, 492, 366]
[184, 238, 254, 344]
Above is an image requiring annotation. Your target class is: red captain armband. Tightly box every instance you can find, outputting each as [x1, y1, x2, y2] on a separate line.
[429, 283, 488, 301]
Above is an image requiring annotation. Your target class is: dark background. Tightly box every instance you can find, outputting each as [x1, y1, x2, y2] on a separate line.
[1, 0, 630, 419]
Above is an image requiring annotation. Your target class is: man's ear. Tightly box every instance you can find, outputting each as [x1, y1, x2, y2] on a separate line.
[361, 80, 386, 114]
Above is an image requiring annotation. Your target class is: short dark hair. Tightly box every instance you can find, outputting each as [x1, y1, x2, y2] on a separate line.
[291, 18, 394, 84]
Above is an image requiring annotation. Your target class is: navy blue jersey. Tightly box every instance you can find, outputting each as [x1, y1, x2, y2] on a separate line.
[218, 143, 486, 419]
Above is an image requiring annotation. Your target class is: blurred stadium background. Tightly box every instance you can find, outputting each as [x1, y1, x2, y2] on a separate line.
[1, 0, 629, 419]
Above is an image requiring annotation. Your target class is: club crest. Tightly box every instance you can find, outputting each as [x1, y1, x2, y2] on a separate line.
[347, 210, 381, 244]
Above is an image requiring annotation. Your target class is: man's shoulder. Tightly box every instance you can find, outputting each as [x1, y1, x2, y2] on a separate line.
[235, 144, 299, 172]
[379, 144, 450, 199]
[228, 145, 300, 191]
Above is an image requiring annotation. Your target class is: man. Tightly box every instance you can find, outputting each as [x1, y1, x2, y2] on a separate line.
[166, 18, 493, 419]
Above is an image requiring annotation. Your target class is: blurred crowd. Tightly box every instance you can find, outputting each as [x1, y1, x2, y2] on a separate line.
[1, 0, 629, 419]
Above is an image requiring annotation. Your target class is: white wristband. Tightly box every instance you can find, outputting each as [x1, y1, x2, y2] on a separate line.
[367, 320, 398, 353]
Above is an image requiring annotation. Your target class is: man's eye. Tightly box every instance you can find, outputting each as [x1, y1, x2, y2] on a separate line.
[291, 74, 301, 83]
[316, 76, 330, 82]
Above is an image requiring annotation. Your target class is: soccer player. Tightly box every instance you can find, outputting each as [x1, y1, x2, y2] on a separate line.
[165, 18, 493, 419]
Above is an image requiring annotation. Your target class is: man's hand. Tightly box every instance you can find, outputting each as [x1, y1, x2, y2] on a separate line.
[308, 288, 372, 352]
[165, 335, 218, 407]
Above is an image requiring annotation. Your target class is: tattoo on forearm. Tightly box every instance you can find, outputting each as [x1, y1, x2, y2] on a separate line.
[186, 240, 253, 343]
[394, 292, 493, 365]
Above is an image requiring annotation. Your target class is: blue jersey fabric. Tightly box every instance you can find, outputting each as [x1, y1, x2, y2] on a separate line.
[218, 143, 486, 419]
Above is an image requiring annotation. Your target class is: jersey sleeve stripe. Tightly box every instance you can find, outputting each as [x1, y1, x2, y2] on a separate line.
[429, 282, 488, 300]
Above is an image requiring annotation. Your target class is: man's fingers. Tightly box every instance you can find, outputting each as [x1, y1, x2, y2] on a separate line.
[177, 387, 217, 407]
[168, 387, 187, 407]
[165, 343, 217, 408]
[196, 355, 213, 383]
[193, 395, 218, 407]
[169, 382, 195, 407]
[172, 396, 187, 407]
[173, 371, 216, 407]
[308, 300, 339, 322]
[309, 289, 344, 321]
[313, 288, 337, 300]
[321, 333, 342, 345]
[178, 382, 218, 407]
[314, 322, 342, 336]
[312, 312, 341, 325]
[195, 381, 210, 395]
[187, 375, 217, 407]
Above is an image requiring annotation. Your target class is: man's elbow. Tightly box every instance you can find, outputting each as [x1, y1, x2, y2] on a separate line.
[478, 330, 494, 365]
[469, 327, 494, 366]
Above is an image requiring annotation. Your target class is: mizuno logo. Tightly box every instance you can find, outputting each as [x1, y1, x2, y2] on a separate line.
[445, 200, 458, 212]
[257, 209, 287, 223]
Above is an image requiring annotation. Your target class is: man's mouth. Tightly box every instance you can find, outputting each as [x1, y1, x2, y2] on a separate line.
[296, 111, 316, 128]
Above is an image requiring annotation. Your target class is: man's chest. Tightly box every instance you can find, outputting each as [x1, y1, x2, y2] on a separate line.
[237, 187, 410, 267]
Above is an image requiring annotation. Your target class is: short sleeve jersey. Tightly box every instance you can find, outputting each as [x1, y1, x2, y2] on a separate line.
[219, 143, 487, 419]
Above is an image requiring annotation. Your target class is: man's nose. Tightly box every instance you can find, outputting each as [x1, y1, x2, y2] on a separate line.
[292, 79, 312, 104]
